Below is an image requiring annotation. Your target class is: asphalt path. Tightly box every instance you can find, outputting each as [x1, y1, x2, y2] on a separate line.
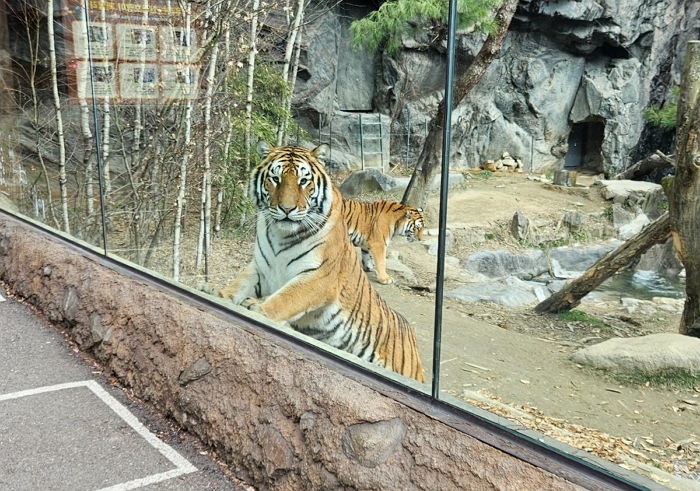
[0, 285, 248, 491]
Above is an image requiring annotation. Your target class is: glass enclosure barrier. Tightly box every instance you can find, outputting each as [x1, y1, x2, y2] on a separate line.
[0, 0, 696, 488]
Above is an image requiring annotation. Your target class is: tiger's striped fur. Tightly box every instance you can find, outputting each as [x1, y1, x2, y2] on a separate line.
[343, 199, 424, 284]
[218, 142, 425, 382]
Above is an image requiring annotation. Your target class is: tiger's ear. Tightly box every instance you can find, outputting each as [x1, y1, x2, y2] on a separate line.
[312, 143, 329, 161]
[257, 140, 272, 158]
[417, 207, 423, 213]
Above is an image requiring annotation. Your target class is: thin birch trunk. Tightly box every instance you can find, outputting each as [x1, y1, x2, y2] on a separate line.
[76, 19, 94, 217]
[172, 3, 194, 281]
[133, 0, 150, 153]
[80, 96, 93, 217]
[215, 190, 223, 237]
[276, 0, 304, 145]
[25, 13, 59, 229]
[244, 0, 260, 177]
[237, 0, 261, 227]
[196, 186, 205, 271]
[279, 18, 303, 144]
[195, 7, 220, 274]
[99, 1, 112, 195]
[47, 0, 70, 233]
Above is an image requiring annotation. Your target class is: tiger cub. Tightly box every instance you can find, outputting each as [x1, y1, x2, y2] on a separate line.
[218, 142, 425, 383]
[342, 199, 424, 284]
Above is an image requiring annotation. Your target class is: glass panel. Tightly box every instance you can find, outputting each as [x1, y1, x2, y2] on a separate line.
[0, 0, 106, 250]
[15, 0, 436, 389]
[434, 14, 695, 491]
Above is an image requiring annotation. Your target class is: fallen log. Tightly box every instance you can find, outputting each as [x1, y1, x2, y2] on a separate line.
[614, 151, 675, 181]
[535, 212, 672, 313]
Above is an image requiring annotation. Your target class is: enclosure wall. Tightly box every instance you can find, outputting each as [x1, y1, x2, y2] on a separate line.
[0, 213, 584, 490]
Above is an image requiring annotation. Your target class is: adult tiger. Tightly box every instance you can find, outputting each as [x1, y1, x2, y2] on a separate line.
[218, 142, 425, 383]
[342, 199, 424, 284]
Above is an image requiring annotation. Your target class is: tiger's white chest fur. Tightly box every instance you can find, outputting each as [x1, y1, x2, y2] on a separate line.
[254, 214, 326, 296]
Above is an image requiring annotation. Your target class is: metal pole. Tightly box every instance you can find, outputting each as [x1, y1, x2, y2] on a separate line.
[82, 0, 109, 255]
[359, 113, 365, 170]
[431, 0, 458, 400]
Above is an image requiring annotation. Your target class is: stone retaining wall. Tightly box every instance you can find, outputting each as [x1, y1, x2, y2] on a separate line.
[0, 215, 583, 490]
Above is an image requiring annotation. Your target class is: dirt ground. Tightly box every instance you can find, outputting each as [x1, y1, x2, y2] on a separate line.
[147, 171, 698, 487]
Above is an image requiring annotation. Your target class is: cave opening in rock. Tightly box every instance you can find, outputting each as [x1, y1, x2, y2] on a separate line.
[564, 120, 605, 173]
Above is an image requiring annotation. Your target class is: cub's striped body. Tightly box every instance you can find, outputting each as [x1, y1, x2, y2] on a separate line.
[219, 143, 424, 382]
[343, 199, 424, 284]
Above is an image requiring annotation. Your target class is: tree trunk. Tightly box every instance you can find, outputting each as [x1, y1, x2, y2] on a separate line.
[614, 151, 675, 180]
[24, 14, 60, 229]
[669, 41, 700, 337]
[401, 0, 519, 208]
[196, 2, 220, 275]
[80, 100, 95, 225]
[244, 0, 260, 176]
[276, 0, 304, 145]
[76, 21, 94, 218]
[132, 0, 150, 154]
[99, 1, 112, 196]
[172, 3, 194, 282]
[534, 213, 672, 313]
[47, 0, 70, 233]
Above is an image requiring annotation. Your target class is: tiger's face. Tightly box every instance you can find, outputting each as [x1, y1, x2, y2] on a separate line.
[252, 143, 331, 231]
[403, 207, 425, 242]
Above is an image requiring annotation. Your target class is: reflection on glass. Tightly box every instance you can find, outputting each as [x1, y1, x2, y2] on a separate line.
[0, 0, 105, 249]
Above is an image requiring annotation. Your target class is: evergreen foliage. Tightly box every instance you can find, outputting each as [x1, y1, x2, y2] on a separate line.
[219, 63, 305, 224]
[644, 87, 679, 129]
[350, 0, 502, 53]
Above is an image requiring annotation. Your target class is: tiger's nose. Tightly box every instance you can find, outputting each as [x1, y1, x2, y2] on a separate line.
[280, 205, 296, 214]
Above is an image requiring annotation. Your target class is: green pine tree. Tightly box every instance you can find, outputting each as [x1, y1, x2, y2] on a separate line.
[350, 0, 501, 54]
[349, 0, 517, 208]
[644, 87, 679, 130]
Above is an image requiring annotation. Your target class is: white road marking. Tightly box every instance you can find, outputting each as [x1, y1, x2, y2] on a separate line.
[0, 380, 197, 490]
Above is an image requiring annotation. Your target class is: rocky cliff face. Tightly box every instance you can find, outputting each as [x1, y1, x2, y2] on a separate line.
[292, 0, 699, 175]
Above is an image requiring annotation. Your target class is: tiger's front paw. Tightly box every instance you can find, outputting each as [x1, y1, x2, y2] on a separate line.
[241, 297, 265, 313]
[197, 283, 216, 296]
[377, 274, 395, 285]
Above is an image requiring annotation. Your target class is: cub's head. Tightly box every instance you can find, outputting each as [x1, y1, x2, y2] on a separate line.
[251, 141, 332, 231]
[402, 207, 425, 242]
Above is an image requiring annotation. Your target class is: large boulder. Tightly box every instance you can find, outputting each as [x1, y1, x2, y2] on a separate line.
[595, 180, 663, 203]
[617, 213, 651, 240]
[549, 241, 621, 278]
[445, 277, 541, 308]
[463, 249, 549, 280]
[636, 239, 683, 278]
[339, 169, 401, 197]
[571, 333, 700, 374]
